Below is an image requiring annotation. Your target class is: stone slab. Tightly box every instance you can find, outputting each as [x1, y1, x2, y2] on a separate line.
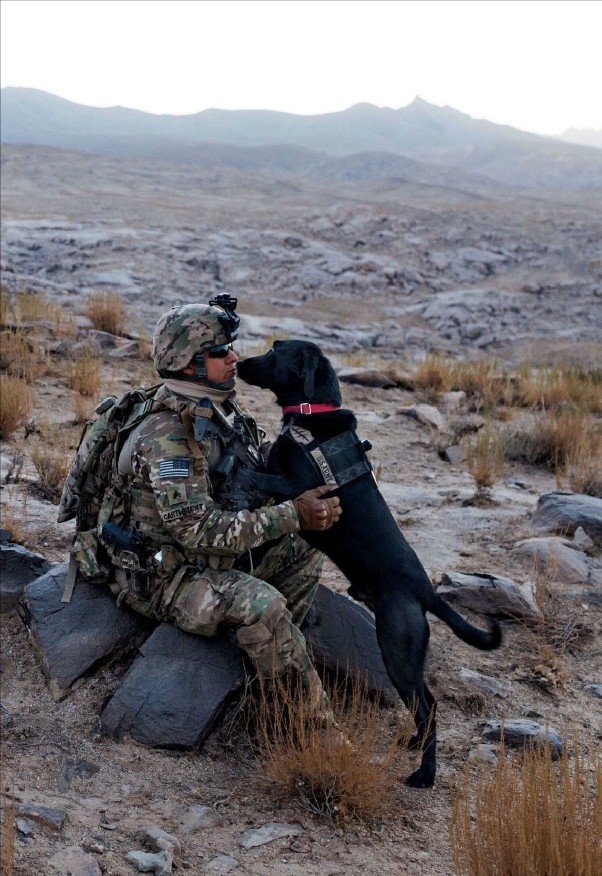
[18, 563, 154, 700]
[532, 491, 602, 543]
[303, 584, 398, 705]
[1, 543, 51, 613]
[99, 622, 246, 749]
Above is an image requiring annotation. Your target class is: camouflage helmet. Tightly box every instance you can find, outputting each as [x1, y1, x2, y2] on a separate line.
[151, 304, 230, 373]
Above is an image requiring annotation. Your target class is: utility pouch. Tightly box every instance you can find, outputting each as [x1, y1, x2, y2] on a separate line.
[70, 529, 109, 582]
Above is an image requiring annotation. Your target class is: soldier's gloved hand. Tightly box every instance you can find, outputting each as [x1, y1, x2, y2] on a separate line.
[292, 486, 342, 531]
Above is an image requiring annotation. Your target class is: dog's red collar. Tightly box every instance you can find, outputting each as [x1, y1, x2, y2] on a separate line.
[281, 402, 340, 415]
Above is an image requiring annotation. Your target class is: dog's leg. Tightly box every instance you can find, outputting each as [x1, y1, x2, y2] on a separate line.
[375, 601, 437, 788]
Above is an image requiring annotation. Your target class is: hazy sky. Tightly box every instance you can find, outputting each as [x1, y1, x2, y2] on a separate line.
[2, 0, 601, 136]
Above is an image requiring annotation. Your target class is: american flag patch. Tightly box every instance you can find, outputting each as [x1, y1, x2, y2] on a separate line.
[159, 458, 191, 479]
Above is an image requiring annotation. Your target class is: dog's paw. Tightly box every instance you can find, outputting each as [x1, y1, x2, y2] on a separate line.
[405, 766, 435, 788]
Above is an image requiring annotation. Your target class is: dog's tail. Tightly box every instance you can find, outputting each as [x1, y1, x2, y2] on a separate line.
[429, 593, 502, 649]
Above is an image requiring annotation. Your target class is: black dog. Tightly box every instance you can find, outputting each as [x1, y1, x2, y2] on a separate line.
[237, 340, 501, 788]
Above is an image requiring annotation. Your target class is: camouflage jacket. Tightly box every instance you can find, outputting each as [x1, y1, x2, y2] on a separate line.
[111, 384, 299, 573]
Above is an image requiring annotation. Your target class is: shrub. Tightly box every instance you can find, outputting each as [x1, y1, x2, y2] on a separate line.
[502, 410, 600, 469]
[412, 352, 454, 399]
[84, 290, 126, 335]
[248, 674, 411, 823]
[465, 429, 505, 499]
[452, 358, 513, 413]
[449, 735, 602, 876]
[563, 438, 602, 497]
[0, 375, 34, 439]
[32, 426, 72, 503]
[67, 350, 102, 397]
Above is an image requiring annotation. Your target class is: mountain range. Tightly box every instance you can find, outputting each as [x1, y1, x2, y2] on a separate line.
[2, 87, 601, 191]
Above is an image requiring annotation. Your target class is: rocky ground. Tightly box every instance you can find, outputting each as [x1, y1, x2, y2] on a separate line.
[1, 144, 601, 875]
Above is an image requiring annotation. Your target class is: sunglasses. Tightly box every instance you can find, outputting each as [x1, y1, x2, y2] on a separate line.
[206, 343, 234, 359]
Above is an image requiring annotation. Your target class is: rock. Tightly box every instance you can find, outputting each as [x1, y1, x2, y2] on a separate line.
[16, 803, 68, 831]
[302, 585, 398, 705]
[482, 719, 563, 759]
[459, 669, 511, 698]
[58, 758, 100, 791]
[585, 683, 602, 699]
[0, 529, 13, 543]
[0, 544, 51, 613]
[99, 624, 246, 749]
[438, 571, 541, 621]
[108, 340, 141, 358]
[398, 404, 446, 431]
[237, 821, 303, 850]
[468, 744, 499, 764]
[15, 818, 35, 836]
[137, 825, 181, 861]
[441, 390, 467, 410]
[572, 526, 595, 551]
[179, 804, 225, 833]
[336, 366, 396, 388]
[532, 492, 602, 543]
[513, 537, 601, 588]
[49, 846, 102, 876]
[442, 444, 466, 465]
[18, 563, 154, 700]
[126, 849, 173, 875]
[206, 854, 240, 874]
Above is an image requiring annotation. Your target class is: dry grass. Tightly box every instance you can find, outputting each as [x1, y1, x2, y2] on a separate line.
[452, 359, 514, 413]
[412, 352, 454, 400]
[517, 363, 602, 415]
[84, 290, 127, 336]
[465, 429, 505, 499]
[502, 409, 600, 469]
[562, 439, 602, 497]
[248, 674, 411, 823]
[0, 487, 30, 546]
[31, 425, 72, 503]
[66, 349, 102, 397]
[0, 328, 50, 380]
[449, 734, 602, 876]
[0, 780, 15, 876]
[0, 375, 34, 440]
[72, 392, 96, 425]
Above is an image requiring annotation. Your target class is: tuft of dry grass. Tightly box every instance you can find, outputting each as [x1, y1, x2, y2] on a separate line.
[66, 349, 102, 398]
[249, 674, 412, 823]
[72, 392, 96, 425]
[502, 409, 600, 470]
[562, 439, 602, 497]
[452, 358, 514, 413]
[0, 780, 15, 876]
[0, 375, 34, 440]
[0, 328, 50, 381]
[84, 290, 127, 336]
[465, 429, 505, 499]
[0, 487, 30, 546]
[412, 352, 454, 400]
[31, 425, 72, 503]
[449, 734, 602, 876]
[517, 363, 602, 415]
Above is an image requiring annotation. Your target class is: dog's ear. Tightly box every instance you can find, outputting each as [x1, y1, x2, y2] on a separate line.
[299, 348, 319, 399]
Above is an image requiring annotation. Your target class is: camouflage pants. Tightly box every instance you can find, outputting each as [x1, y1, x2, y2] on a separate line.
[166, 533, 324, 687]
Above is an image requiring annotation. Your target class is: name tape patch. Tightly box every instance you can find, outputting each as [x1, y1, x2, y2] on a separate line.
[159, 458, 191, 480]
[162, 502, 204, 522]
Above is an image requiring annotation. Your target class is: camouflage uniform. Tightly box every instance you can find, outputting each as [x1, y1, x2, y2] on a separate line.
[108, 384, 326, 702]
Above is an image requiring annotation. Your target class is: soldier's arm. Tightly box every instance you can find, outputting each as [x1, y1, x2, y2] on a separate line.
[134, 417, 300, 558]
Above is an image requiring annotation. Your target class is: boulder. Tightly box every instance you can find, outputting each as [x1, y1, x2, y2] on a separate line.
[482, 719, 564, 759]
[99, 623, 246, 749]
[398, 404, 446, 432]
[438, 571, 541, 621]
[337, 366, 396, 388]
[18, 563, 154, 700]
[513, 537, 602, 588]
[303, 585, 398, 705]
[99, 583, 395, 749]
[532, 492, 602, 544]
[0, 543, 51, 613]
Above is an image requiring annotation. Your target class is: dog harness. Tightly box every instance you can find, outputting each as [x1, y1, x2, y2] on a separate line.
[282, 421, 373, 488]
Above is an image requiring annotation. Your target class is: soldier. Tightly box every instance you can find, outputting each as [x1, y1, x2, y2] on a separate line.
[102, 298, 342, 725]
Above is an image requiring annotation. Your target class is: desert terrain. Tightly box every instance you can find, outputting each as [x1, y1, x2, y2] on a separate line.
[1, 141, 601, 876]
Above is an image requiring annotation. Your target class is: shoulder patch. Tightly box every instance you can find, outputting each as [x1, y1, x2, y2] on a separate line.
[159, 458, 191, 479]
[289, 425, 313, 445]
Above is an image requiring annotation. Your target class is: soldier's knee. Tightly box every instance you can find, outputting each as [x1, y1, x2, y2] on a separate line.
[235, 595, 300, 675]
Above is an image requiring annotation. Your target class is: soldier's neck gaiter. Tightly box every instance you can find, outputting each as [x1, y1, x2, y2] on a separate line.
[163, 378, 236, 407]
